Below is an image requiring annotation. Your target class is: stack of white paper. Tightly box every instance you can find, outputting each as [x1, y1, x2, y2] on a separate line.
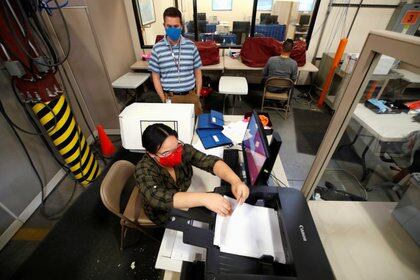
[222, 121, 248, 145]
[193, 141, 224, 158]
[214, 196, 286, 263]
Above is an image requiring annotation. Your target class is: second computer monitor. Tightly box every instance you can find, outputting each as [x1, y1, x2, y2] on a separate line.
[197, 13, 206, 21]
[260, 13, 271, 23]
[299, 14, 311, 26]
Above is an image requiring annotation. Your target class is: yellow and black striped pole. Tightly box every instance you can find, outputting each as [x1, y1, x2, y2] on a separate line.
[32, 94, 101, 186]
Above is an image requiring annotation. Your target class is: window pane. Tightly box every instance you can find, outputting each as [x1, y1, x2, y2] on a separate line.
[179, 0, 195, 41]
[134, 0, 176, 46]
[192, 0, 253, 46]
[315, 53, 420, 202]
[256, 0, 315, 42]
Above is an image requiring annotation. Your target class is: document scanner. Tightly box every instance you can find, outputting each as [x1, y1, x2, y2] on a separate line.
[167, 186, 334, 280]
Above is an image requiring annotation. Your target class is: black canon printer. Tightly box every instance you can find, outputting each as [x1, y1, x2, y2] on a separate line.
[166, 186, 334, 280]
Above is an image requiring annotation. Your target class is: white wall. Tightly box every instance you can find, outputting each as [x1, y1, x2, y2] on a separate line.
[307, 0, 400, 61]
[140, 0, 176, 45]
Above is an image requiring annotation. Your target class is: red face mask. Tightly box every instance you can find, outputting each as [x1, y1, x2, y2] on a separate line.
[157, 145, 183, 167]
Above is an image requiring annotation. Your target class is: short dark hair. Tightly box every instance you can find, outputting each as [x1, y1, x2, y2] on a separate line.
[163, 7, 182, 22]
[283, 39, 294, 53]
[142, 123, 178, 154]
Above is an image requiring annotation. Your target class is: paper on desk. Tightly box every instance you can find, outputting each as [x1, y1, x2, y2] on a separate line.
[193, 141, 224, 158]
[214, 196, 285, 263]
[222, 121, 248, 145]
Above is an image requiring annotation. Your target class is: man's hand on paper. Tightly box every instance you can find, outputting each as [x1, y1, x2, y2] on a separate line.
[231, 181, 249, 205]
[204, 193, 232, 217]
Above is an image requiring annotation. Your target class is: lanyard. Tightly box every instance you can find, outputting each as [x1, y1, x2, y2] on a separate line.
[168, 42, 181, 84]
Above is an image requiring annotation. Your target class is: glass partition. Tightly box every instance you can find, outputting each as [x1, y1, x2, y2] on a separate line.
[314, 54, 420, 202]
[196, 0, 253, 46]
[134, 0, 320, 48]
[255, 0, 316, 42]
[300, 31, 420, 202]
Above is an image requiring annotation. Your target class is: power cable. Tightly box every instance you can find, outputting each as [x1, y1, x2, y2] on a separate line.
[2, 86, 86, 219]
[2, 0, 71, 68]
[269, 173, 289, 188]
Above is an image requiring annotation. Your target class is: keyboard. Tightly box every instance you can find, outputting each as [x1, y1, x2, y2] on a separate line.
[222, 149, 242, 186]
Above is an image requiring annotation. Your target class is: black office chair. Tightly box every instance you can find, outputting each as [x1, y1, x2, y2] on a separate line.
[369, 131, 420, 198]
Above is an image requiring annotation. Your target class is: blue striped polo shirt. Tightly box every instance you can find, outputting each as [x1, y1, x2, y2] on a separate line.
[148, 36, 202, 93]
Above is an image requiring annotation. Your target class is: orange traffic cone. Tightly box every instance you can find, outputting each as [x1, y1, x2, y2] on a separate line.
[97, 125, 116, 157]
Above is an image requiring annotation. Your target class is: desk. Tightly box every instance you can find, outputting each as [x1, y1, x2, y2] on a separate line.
[353, 104, 419, 142]
[392, 68, 420, 84]
[223, 56, 319, 74]
[308, 201, 420, 280]
[130, 57, 225, 71]
[343, 104, 419, 180]
[111, 72, 150, 89]
[156, 115, 289, 276]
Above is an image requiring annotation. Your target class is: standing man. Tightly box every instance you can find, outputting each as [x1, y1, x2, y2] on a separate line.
[263, 39, 298, 85]
[149, 7, 203, 115]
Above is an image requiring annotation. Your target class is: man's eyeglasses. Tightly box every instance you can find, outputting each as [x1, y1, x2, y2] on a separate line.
[157, 141, 183, 158]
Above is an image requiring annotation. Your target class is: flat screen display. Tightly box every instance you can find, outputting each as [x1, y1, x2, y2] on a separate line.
[242, 114, 269, 185]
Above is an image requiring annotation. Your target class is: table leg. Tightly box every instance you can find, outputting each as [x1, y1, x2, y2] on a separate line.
[338, 126, 363, 151]
[376, 78, 390, 99]
[232, 95, 236, 114]
[222, 94, 227, 114]
[361, 138, 374, 181]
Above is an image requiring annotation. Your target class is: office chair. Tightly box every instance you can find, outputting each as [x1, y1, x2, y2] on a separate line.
[261, 77, 294, 119]
[368, 131, 420, 198]
[100, 160, 157, 250]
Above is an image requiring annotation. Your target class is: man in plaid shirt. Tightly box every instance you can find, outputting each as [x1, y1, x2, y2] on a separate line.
[135, 124, 249, 226]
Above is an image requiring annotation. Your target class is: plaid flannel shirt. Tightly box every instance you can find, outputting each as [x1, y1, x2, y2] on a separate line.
[134, 144, 221, 226]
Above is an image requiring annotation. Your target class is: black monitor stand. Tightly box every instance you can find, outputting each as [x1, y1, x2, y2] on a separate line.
[257, 131, 282, 185]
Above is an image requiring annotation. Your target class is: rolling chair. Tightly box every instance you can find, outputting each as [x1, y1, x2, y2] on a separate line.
[100, 160, 157, 250]
[261, 77, 294, 119]
[371, 132, 420, 198]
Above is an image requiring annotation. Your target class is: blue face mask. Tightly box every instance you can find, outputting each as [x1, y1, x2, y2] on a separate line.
[165, 27, 182, 41]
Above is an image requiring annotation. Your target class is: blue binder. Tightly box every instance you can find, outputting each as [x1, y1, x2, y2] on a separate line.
[196, 110, 232, 149]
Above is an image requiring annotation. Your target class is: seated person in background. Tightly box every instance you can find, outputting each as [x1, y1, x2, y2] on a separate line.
[262, 39, 298, 91]
[135, 123, 249, 227]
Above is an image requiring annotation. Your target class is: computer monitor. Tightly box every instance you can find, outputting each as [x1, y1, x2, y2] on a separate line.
[265, 15, 278, 25]
[233, 21, 250, 33]
[197, 20, 207, 33]
[197, 13, 206, 21]
[299, 14, 311, 26]
[232, 21, 250, 44]
[260, 13, 271, 23]
[242, 111, 282, 186]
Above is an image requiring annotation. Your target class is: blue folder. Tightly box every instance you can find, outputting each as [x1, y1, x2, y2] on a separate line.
[196, 129, 232, 149]
[197, 110, 224, 130]
[196, 110, 232, 149]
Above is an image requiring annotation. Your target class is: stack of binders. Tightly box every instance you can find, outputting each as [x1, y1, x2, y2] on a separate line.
[196, 110, 232, 149]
